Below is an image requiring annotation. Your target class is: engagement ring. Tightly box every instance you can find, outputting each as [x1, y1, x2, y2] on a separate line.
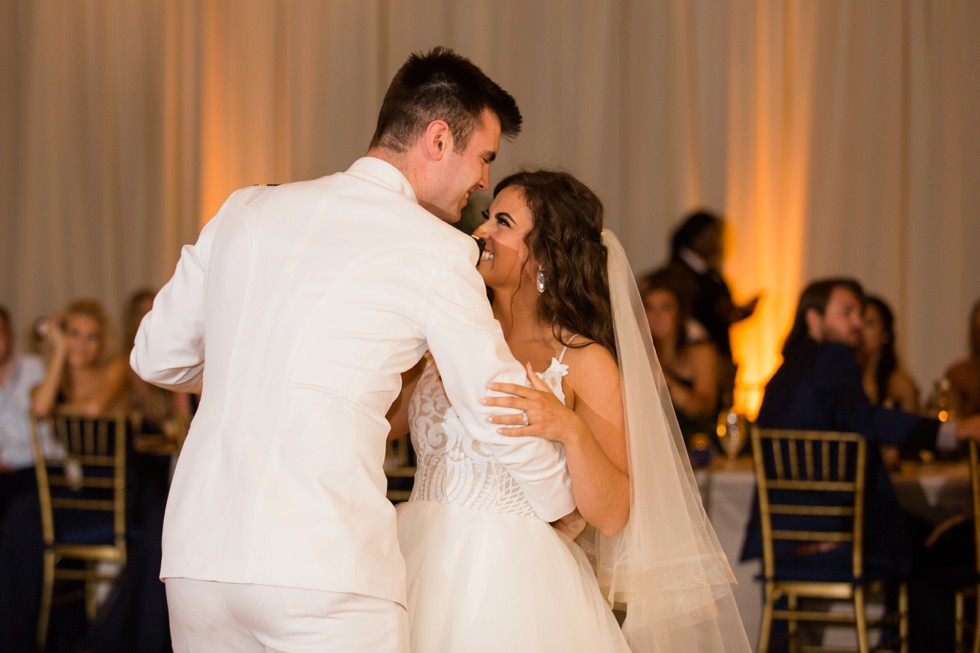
[520, 411, 529, 426]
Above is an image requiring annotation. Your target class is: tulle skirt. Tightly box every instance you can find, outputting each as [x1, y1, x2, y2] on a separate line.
[396, 500, 630, 653]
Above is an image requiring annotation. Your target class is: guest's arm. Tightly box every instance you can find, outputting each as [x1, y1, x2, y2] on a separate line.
[731, 294, 761, 323]
[954, 415, 980, 441]
[31, 318, 68, 418]
[666, 342, 720, 419]
[816, 344, 939, 451]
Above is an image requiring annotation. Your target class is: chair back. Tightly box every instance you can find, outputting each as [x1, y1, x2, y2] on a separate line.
[751, 428, 866, 580]
[30, 413, 128, 554]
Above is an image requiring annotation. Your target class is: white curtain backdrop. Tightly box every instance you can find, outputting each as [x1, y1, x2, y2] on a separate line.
[2, 0, 978, 415]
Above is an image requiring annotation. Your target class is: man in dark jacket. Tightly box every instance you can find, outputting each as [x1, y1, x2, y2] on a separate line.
[740, 278, 980, 647]
[661, 210, 759, 396]
[741, 279, 954, 566]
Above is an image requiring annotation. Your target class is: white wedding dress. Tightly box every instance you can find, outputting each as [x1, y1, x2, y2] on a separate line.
[396, 353, 630, 653]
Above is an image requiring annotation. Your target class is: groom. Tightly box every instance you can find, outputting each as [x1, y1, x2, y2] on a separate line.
[131, 47, 576, 652]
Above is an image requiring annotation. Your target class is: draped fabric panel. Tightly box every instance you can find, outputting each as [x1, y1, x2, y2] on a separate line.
[2, 0, 977, 414]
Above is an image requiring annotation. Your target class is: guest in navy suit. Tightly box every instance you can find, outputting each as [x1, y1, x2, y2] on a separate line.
[741, 278, 980, 569]
[740, 279, 980, 650]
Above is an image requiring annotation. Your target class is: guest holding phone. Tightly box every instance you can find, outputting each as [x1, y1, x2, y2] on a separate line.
[32, 299, 130, 419]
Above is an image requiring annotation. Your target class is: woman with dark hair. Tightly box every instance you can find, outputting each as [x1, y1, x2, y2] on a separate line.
[393, 171, 747, 652]
[638, 270, 721, 440]
[860, 295, 919, 412]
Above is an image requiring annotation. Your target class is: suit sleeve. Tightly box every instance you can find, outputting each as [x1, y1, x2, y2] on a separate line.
[130, 190, 244, 392]
[423, 245, 576, 521]
[815, 345, 939, 451]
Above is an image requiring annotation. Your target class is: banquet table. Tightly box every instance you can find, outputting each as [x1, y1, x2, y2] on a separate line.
[695, 454, 972, 650]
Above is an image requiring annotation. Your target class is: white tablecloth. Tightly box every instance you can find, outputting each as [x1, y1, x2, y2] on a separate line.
[695, 456, 971, 651]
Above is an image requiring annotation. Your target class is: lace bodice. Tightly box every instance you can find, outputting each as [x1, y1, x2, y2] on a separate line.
[408, 354, 570, 519]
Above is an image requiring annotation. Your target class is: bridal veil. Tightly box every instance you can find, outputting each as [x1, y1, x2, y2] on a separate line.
[594, 230, 751, 652]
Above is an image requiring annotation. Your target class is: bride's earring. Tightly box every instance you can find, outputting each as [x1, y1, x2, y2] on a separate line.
[537, 267, 546, 294]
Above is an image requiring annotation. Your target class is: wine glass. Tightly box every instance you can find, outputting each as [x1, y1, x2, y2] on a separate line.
[716, 409, 748, 461]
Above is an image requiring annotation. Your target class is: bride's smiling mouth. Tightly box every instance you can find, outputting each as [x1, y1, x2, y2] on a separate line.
[480, 249, 495, 262]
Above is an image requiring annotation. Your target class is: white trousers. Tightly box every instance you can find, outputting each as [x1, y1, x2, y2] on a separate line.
[166, 578, 409, 653]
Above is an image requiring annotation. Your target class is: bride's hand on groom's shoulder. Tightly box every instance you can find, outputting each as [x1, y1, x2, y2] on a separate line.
[482, 362, 588, 445]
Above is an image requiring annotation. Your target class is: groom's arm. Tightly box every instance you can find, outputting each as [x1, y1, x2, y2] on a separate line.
[423, 243, 577, 522]
[131, 188, 252, 391]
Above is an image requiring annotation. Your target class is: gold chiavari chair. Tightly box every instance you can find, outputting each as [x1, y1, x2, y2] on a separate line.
[752, 428, 908, 653]
[954, 440, 980, 652]
[29, 413, 128, 650]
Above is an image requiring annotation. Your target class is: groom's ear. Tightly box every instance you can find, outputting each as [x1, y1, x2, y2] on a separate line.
[423, 120, 452, 161]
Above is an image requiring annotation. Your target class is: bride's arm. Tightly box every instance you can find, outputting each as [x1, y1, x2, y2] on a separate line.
[554, 347, 630, 535]
[486, 345, 630, 536]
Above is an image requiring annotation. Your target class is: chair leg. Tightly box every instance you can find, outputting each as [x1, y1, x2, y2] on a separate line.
[898, 582, 908, 653]
[36, 550, 55, 652]
[973, 585, 980, 653]
[787, 592, 800, 653]
[85, 574, 97, 620]
[956, 591, 964, 652]
[758, 583, 776, 653]
[854, 585, 870, 653]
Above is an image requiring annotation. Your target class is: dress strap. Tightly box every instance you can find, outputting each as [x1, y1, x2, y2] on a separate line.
[558, 334, 581, 363]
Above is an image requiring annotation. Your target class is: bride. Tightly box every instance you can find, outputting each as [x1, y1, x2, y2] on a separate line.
[393, 170, 749, 652]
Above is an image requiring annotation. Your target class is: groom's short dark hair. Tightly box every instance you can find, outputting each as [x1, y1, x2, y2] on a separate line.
[369, 46, 522, 154]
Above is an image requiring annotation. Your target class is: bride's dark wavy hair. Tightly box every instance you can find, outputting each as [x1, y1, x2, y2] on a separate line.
[493, 170, 616, 361]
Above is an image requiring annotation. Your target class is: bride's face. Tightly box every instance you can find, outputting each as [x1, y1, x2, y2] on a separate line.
[473, 185, 537, 291]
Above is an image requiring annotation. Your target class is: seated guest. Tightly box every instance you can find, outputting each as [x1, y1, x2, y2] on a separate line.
[0, 304, 47, 523]
[741, 278, 980, 570]
[639, 270, 721, 440]
[740, 278, 980, 649]
[944, 298, 980, 417]
[32, 298, 130, 419]
[859, 295, 920, 412]
[908, 299, 980, 651]
[0, 299, 131, 650]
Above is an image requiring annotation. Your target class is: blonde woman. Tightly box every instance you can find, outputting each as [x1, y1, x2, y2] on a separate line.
[32, 298, 130, 418]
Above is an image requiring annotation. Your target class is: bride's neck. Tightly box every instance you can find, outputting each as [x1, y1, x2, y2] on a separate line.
[491, 287, 554, 349]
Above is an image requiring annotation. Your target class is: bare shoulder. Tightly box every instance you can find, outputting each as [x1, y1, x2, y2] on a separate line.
[560, 340, 626, 459]
[947, 359, 979, 384]
[560, 340, 621, 394]
[888, 368, 919, 397]
[687, 341, 719, 364]
[105, 356, 130, 377]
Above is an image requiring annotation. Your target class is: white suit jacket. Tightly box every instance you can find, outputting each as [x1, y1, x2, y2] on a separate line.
[131, 157, 576, 606]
